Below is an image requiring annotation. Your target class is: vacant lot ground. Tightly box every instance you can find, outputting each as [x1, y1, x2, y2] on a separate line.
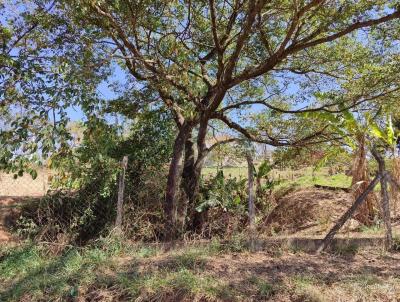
[1, 239, 400, 302]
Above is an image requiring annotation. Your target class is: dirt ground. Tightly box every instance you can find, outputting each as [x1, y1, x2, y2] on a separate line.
[2, 187, 400, 301]
[135, 248, 400, 301]
[0, 170, 49, 196]
[0, 197, 22, 242]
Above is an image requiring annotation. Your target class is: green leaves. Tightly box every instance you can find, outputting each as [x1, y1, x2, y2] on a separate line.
[197, 171, 247, 213]
[256, 160, 273, 180]
[369, 121, 386, 141]
[367, 114, 397, 147]
[387, 115, 396, 146]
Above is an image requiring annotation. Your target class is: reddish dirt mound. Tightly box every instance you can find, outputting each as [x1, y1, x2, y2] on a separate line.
[263, 188, 354, 236]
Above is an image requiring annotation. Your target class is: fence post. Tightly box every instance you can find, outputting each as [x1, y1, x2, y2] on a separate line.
[246, 153, 256, 251]
[115, 156, 128, 230]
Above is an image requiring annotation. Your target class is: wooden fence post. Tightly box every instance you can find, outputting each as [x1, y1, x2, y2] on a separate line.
[115, 156, 128, 230]
[246, 153, 256, 251]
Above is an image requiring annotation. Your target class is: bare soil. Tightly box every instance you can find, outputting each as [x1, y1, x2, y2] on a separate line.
[0, 197, 22, 243]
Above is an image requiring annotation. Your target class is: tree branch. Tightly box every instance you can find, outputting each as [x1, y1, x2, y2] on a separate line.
[230, 8, 400, 87]
[288, 9, 400, 54]
[213, 113, 332, 147]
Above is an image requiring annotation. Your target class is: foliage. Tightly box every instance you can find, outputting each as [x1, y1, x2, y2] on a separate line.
[50, 107, 174, 190]
[256, 160, 276, 191]
[272, 144, 351, 170]
[196, 171, 247, 213]
[303, 108, 399, 152]
[0, 1, 110, 175]
[15, 182, 118, 243]
[1, 0, 400, 247]
[16, 108, 175, 243]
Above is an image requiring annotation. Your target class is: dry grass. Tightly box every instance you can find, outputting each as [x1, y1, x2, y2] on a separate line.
[350, 135, 378, 226]
[2, 239, 400, 302]
[263, 188, 353, 236]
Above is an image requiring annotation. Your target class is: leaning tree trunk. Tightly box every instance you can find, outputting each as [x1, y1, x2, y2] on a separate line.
[165, 126, 189, 240]
[317, 174, 381, 253]
[372, 148, 393, 251]
[351, 134, 377, 225]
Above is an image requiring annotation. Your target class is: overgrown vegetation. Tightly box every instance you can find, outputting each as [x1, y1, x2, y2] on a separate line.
[1, 1, 400, 301]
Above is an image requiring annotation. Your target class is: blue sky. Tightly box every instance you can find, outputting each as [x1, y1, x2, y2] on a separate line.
[66, 64, 127, 121]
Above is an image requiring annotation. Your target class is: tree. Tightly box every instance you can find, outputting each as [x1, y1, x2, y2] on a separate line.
[0, 1, 110, 177]
[4, 1, 400, 237]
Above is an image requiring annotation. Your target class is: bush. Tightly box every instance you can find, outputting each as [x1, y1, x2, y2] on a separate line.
[15, 110, 174, 244]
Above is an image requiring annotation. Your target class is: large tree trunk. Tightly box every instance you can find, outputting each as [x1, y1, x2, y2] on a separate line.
[352, 134, 377, 225]
[182, 133, 197, 204]
[181, 120, 208, 233]
[182, 155, 206, 233]
[165, 126, 189, 240]
[180, 133, 203, 232]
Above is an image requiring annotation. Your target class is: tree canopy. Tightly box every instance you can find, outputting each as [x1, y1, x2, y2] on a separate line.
[1, 0, 400, 235]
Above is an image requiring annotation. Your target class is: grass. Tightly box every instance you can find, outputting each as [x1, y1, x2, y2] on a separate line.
[0, 240, 120, 301]
[202, 166, 247, 179]
[290, 274, 325, 302]
[248, 276, 275, 299]
[203, 166, 352, 190]
[1, 238, 400, 301]
[359, 224, 382, 234]
[0, 238, 231, 302]
[287, 168, 351, 188]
